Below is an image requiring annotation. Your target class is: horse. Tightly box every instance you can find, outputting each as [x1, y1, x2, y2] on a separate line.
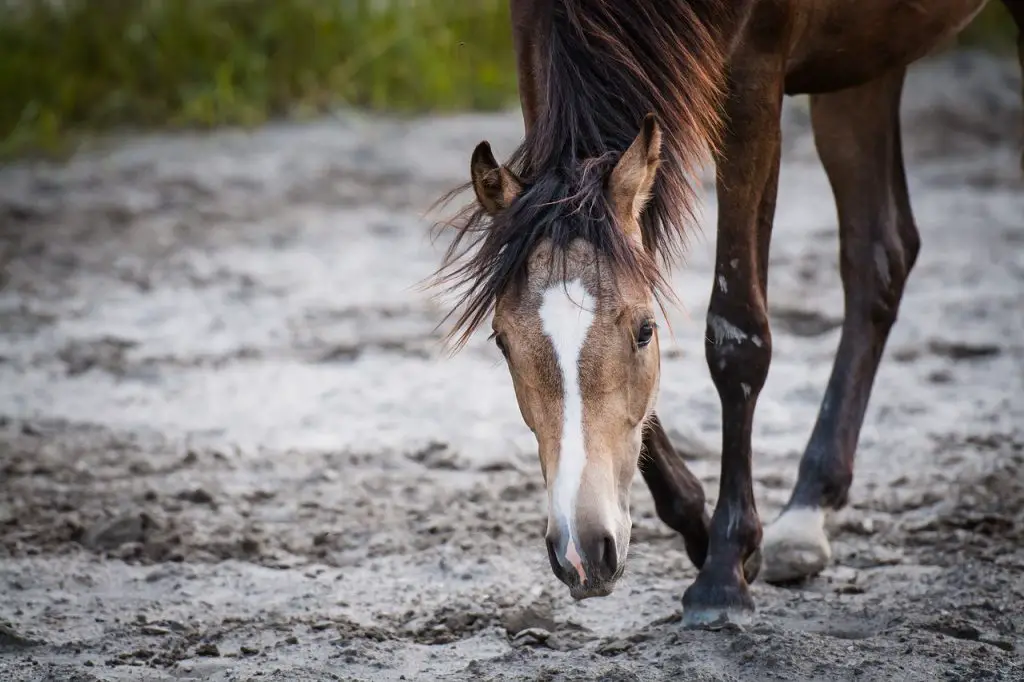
[430, 0, 1024, 627]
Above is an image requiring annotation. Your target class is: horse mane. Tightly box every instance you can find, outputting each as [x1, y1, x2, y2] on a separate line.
[430, 0, 731, 348]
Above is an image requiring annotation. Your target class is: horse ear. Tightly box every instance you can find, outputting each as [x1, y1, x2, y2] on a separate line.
[470, 141, 524, 215]
[608, 114, 662, 242]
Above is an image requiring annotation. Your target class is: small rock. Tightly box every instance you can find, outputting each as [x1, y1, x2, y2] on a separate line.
[161, 620, 189, 633]
[285, 635, 299, 645]
[114, 542, 144, 560]
[20, 423, 42, 437]
[979, 636, 1014, 652]
[502, 603, 558, 636]
[928, 340, 1001, 360]
[597, 638, 633, 655]
[195, 643, 219, 657]
[0, 622, 43, 650]
[140, 626, 172, 636]
[836, 584, 866, 595]
[511, 628, 551, 648]
[406, 441, 465, 470]
[177, 488, 216, 507]
[240, 645, 260, 656]
[82, 512, 154, 551]
[145, 567, 177, 583]
[239, 536, 261, 555]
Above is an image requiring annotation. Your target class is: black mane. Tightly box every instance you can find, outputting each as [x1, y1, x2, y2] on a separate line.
[431, 0, 730, 347]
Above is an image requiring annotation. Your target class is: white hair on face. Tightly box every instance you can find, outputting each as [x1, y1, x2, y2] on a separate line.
[539, 279, 595, 568]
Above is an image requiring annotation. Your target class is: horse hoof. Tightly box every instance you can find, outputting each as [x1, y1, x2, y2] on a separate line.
[681, 570, 755, 630]
[761, 507, 832, 585]
[681, 606, 754, 630]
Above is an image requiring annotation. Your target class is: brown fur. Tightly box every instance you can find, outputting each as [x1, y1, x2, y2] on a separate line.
[429, 0, 1024, 621]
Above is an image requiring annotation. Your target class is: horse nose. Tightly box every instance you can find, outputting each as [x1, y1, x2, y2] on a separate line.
[545, 526, 620, 589]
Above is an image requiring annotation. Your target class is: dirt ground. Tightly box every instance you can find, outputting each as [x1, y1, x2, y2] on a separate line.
[1, 51, 1023, 682]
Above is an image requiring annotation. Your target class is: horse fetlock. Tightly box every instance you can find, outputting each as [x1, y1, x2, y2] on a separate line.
[760, 506, 832, 585]
[682, 561, 756, 629]
[743, 546, 763, 584]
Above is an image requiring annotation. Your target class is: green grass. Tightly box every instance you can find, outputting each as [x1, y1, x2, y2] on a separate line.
[958, 2, 1019, 49]
[0, 0, 517, 158]
[0, 0, 1017, 159]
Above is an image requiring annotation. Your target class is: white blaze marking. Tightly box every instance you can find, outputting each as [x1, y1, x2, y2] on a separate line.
[540, 279, 595, 566]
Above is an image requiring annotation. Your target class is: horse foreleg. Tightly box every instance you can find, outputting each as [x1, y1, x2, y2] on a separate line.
[760, 67, 919, 584]
[680, 59, 784, 628]
[1001, 0, 1024, 172]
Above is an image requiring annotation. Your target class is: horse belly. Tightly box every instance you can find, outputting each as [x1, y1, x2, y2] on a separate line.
[782, 0, 990, 95]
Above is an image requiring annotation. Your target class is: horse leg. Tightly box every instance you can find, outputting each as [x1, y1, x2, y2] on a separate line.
[1002, 0, 1024, 172]
[760, 67, 919, 584]
[681, 60, 784, 627]
[640, 415, 763, 581]
[638, 416, 712, 569]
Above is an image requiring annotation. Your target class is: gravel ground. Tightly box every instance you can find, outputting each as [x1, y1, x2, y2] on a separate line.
[0, 51, 1023, 681]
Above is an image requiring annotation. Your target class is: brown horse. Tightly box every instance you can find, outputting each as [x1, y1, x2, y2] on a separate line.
[432, 0, 1024, 626]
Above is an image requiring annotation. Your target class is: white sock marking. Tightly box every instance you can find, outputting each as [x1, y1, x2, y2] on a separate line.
[540, 280, 596, 560]
[762, 507, 832, 583]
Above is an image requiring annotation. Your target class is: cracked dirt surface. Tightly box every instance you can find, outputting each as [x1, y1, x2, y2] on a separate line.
[1, 51, 1023, 681]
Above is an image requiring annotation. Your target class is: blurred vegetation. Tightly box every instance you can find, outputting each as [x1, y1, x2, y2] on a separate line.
[0, 0, 516, 158]
[0, 0, 1017, 159]
[958, 2, 1019, 49]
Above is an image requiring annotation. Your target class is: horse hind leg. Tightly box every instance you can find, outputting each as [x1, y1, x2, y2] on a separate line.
[639, 414, 763, 583]
[761, 66, 920, 584]
[639, 415, 713, 571]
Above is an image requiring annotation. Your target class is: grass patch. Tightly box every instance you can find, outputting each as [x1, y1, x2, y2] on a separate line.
[0, 0, 1017, 159]
[958, 2, 1019, 49]
[0, 0, 517, 158]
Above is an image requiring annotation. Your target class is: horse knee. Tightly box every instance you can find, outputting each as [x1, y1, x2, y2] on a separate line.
[705, 307, 772, 402]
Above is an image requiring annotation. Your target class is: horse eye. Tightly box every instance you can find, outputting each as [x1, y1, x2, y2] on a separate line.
[494, 334, 510, 359]
[635, 320, 655, 349]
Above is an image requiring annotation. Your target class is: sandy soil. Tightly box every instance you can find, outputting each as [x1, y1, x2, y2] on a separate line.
[1, 51, 1023, 682]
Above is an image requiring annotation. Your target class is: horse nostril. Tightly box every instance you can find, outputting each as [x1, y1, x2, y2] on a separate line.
[600, 533, 618, 577]
[546, 535, 568, 583]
